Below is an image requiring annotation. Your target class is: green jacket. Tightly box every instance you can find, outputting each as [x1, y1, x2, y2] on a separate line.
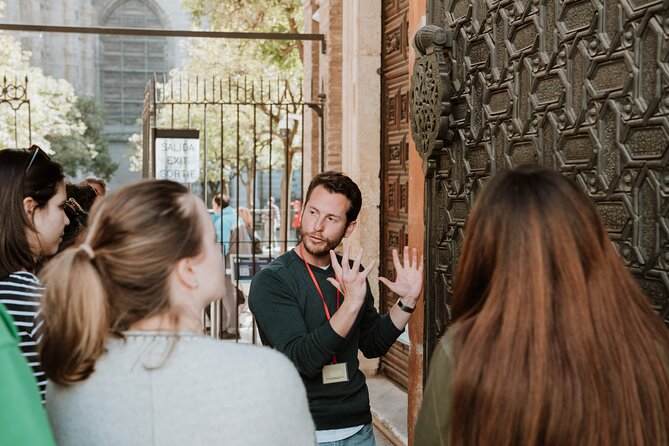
[414, 329, 455, 446]
[249, 249, 402, 430]
[0, 302, 56, 445]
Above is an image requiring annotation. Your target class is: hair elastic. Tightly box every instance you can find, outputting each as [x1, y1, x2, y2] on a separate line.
[79, 243, 95, 260]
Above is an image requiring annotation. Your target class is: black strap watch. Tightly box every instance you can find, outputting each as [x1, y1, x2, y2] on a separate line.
[396, 299, 415, 314]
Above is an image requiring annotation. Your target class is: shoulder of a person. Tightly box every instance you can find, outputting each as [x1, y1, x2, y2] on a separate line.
[0, 271, 43, 293]
[0, 271, 41, 284]
[257, 251, 300, 276]
[188, 338, 299, 374]
[438, 323, 461, 359]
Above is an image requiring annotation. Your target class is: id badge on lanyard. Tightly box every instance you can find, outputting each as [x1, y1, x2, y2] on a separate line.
[299, 245, 349, 384]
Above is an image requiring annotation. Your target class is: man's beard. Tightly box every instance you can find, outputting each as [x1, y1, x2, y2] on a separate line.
[300, 225, 346, 260]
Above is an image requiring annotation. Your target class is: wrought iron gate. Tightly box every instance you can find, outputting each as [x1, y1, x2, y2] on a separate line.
[142, 75, 324, 341]
[410, 0, 669, 372]
[0, 76, 31, 148]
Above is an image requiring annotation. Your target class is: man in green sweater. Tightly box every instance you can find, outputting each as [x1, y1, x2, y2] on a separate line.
[249, 171, 423, 445]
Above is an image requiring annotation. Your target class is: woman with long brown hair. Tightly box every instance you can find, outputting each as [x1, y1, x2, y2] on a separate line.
[39, 180, 315, 445]
[415, 165, 669, 445]
[0, 146, 69, 400]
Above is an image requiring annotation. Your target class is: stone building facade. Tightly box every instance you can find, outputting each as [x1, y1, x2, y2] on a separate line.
[3, 0, 191, 188]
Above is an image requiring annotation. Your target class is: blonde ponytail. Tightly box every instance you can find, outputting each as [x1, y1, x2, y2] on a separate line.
[39, 246, 108, 385]
[38, 180, 202, 385]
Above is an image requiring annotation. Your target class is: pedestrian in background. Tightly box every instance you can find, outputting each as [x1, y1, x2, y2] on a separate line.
[0, 146, 69, 401]
[291, 199, 302, 242]
[212, 193, 239, 338]
[414, 165, 669, 446]
[39, 180, 315, 446]
[262, 196, 281, 249]
[79, 176, 106, 198]
[58, 183, 98, 252]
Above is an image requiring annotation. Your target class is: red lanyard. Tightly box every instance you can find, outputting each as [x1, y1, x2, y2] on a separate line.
[299, 244, 340, 363]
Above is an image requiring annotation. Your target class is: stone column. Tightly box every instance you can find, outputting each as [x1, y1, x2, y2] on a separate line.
[407, 1, 427, 442]
[340, 0, 382, 375]
[302, 0, 321, 186]
[319, 0, 343, 171]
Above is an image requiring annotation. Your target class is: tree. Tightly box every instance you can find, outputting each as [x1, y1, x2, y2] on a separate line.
[48, 96, 118, 181]
[0, 2, 117, 180]
[132, 0, 305, 224]
[0, 30, 84, 151]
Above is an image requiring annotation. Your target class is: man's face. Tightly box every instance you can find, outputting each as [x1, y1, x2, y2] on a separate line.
[300, 185, 356, 259]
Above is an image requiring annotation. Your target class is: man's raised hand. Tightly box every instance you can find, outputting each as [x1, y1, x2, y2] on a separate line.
[327, 246, 376, 309]
[379, 246, 424, 306]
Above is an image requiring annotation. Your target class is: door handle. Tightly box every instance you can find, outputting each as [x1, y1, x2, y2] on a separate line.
[409, 25, 455, 162]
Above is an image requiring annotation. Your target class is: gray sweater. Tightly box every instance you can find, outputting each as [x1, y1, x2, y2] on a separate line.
[46, 332, 316, 445]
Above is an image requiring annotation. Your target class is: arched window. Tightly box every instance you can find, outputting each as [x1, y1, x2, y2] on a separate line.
[100, 0, 167, 126]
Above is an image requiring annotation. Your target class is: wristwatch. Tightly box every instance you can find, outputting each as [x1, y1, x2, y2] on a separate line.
[396, 298, 415, 314]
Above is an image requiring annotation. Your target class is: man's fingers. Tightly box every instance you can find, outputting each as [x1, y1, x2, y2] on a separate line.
[326, 277, 343, 294]
[379, 276, 392, 289]
[329, 250, 343, 277]
[391, 248, 402, 272]
[362, 260, 376, 278]
[412, 248, 418, 269]
[351, 247, 363, 273]
[341, 245, 350, 272]
[403, 246, 410, 269]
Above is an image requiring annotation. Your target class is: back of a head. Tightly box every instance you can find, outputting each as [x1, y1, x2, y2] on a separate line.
[449, 164, 669, 445]
[58, 184, 99, 252]
[305, 171, 362, 224]
[0, 147, 65, 276]
[237, 207, 253, 229]
[80, 177, 106, 197]
[67, 183, 98, 214]
[40, 180, 203, 385]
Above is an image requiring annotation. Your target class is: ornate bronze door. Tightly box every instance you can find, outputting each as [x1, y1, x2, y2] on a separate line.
[410, 0, 669, 371]
[380, 0, 411, 390]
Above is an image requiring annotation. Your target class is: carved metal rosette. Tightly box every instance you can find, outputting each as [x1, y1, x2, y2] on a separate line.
[409, 25, 453, 163]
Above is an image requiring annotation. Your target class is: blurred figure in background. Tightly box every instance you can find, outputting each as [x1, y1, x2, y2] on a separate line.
[0, 146, 69, 401]
[211, 194, 239, 338]
[262, 196, 280, 249]
[211, 194, 237, 256]
[39, 180, 315, 446]
[79, 177, 106, 198]
[58, 183, 98, 252]
[237, 207, 263, 255]
[291, 199, 302, 242]
[414, 165, 669, 446]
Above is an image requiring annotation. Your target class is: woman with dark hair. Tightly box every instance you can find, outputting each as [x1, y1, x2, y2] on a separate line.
[58, 183, 98, 252]
[0, 146, 69, 400]
[415, 165, 669, 445]
[40, 180, 315, 445]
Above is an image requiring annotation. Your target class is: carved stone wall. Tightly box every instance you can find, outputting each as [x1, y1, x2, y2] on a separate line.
[415, 0, 669, 364]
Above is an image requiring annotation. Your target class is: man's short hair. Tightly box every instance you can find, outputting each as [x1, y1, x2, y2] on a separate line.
[305, 171, 362, 224]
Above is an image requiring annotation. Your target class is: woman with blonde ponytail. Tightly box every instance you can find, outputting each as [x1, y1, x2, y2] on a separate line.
[415, 165, 669, 446]
[40, 180, 315, 445]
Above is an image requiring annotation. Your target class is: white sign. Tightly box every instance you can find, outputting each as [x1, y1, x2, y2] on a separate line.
[155, 136, 200, 183]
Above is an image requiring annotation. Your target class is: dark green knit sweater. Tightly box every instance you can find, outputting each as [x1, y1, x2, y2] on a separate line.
[248, 249, 403, 430]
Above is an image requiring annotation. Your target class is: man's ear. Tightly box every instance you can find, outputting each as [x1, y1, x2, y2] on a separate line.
[23, 197, 38, 217]
[343, 220, 357, 238]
